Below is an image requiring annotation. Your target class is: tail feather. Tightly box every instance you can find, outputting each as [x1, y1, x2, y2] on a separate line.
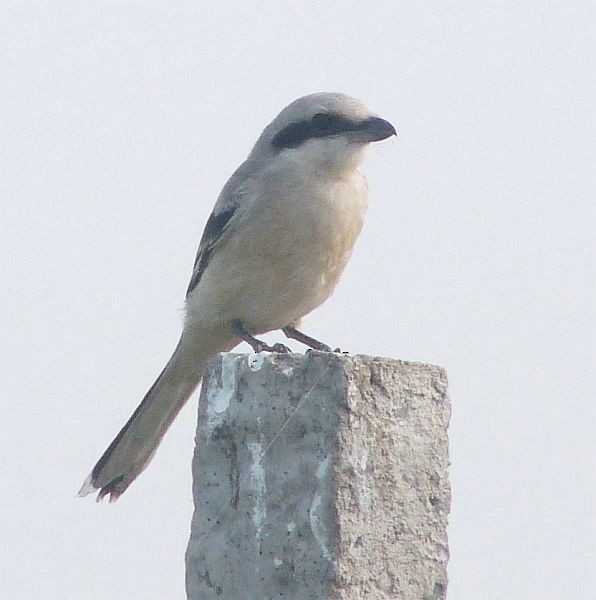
[79, 337, 210, 502]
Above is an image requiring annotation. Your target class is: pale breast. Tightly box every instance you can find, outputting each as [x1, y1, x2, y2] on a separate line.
[187, 170, 368, 333]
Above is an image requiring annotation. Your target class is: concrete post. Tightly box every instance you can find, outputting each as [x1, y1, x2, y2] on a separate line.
[185, 352, 450, 600]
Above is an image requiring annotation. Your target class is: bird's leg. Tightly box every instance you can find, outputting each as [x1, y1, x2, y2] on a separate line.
[282, 325, 334, 352]
[231, 320, 291, 353]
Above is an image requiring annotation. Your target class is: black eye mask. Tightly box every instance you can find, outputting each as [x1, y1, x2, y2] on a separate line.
[271, 113, 358, 149]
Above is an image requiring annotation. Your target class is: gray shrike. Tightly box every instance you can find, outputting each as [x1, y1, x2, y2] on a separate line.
[79, 92, 396, 501]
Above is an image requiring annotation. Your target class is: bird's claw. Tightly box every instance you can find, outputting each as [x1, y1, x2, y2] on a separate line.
[254, 342, 291, 353]
[269, 343, 291, 353]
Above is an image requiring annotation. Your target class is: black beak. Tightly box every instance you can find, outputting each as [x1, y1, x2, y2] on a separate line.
[360, 116, 397, 142]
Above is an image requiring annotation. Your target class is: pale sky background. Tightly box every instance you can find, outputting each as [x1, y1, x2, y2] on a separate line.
[1, 2, 595, 599]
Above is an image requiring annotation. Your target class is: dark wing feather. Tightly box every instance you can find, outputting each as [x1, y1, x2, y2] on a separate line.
[186, 206, 238, 296]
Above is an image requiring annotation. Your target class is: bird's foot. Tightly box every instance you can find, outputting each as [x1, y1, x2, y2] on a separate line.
[231, 320, 292, 354]
[257, 342, 291, 353]
[282, 326, 332, 352]
[306, 346, 346, 354]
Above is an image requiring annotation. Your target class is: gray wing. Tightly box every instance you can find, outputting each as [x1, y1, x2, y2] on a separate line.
[186, 151, 265, 297]
[186, 204, 239, 296]
[186, 162, 258, 297]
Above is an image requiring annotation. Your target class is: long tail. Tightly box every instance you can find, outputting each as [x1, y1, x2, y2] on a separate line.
[78, 335, 214, 502]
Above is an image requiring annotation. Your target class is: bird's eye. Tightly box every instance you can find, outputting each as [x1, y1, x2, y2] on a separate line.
[312, 113, 333, 131]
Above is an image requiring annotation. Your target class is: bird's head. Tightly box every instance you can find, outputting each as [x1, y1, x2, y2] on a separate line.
[251, 92, 396, 173]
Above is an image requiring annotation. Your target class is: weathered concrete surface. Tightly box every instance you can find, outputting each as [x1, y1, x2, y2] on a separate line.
[185, 352, 450, 600]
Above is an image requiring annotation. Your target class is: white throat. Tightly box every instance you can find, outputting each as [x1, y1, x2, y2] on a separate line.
[279, 136, 368, 176]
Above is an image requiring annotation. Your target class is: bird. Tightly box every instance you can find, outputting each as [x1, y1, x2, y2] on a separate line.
[78, 92, 396, 502]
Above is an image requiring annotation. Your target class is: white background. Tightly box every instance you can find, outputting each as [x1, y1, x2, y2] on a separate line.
[2, 2, 594, 599]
